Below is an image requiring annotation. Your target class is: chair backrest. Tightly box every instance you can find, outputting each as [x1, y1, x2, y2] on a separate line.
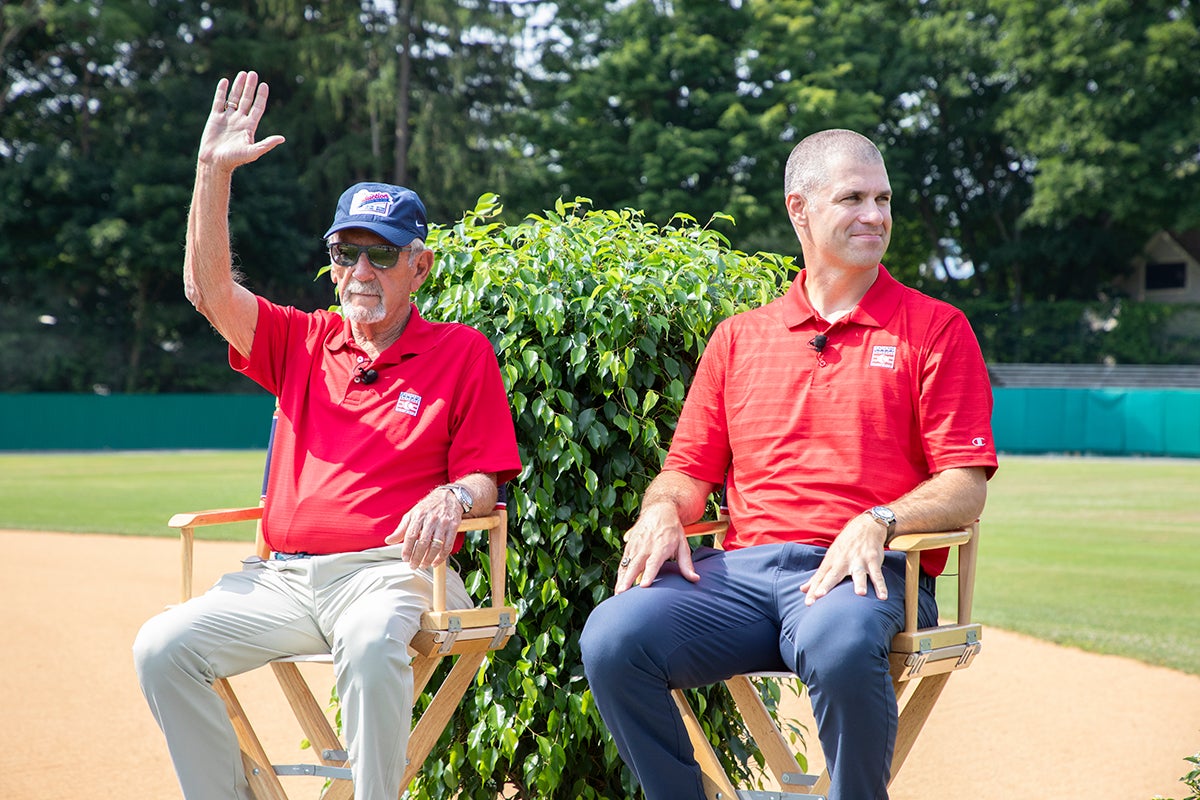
[252, 404, 281, 561]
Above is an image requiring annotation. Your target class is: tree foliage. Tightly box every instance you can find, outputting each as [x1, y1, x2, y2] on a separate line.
[519, 0, 887, 256]
[0, 0, 532, 392]
[408, 194, 794, 798]
[980, 0, 1200, 305]
[2, 0, 1197, 377]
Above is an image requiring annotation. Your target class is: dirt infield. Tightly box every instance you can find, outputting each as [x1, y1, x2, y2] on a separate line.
[3, 529, 1198, 799]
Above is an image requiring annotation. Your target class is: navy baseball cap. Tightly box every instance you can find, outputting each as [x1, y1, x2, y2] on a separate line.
[323, 182, 429, 247]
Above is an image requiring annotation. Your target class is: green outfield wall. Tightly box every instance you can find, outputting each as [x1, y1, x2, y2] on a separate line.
[991, 387, 1200, 458]
[1, 389, 1198, 457]
[0, 393, 277, 451]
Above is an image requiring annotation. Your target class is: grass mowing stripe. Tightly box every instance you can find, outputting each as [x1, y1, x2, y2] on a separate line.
[0, 451, 265, 540]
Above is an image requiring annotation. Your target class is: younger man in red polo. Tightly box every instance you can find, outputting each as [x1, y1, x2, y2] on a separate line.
[581, 129, 997, 800]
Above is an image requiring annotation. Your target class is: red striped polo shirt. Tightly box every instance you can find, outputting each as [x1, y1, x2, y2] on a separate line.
[232, 296, 521, 555]
[664, 266, 997, 576]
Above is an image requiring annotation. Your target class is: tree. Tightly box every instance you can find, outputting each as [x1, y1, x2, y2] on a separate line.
[982, 0, 1200, 303]
[0, 0, 537, 392]
[520, 0, 887, 256]
[861, 1, 1032, 302]
[0, 0, 246, 392]
[5, 1, 1199, 392]
[255, 0, 534, 226]
[992, 0, 1200, 231]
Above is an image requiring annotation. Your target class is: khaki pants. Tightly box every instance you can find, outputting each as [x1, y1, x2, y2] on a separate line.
[133, 544, 470, 800]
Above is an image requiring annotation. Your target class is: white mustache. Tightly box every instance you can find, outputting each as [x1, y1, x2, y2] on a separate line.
[344, 279, 379, 296]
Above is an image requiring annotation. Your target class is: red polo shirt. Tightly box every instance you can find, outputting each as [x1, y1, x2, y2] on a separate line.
[232, 296, 522, 555]
[663, 266, 997, 576]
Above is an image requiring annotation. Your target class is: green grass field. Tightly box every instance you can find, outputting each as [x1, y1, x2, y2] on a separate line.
[963, 456, 1200, 677]
[1, 452, 1197, 675]
[0, 451, 267, 541]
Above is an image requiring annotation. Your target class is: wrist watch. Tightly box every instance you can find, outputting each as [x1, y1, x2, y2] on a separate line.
[440, 483, 473, 514]
[868, 505, 898, 544]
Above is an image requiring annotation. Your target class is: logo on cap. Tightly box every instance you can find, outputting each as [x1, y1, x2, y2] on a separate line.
[348, 189, 394, 218]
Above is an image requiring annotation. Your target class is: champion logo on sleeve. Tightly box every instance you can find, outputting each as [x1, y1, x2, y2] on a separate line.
[395, 391, 422, 417]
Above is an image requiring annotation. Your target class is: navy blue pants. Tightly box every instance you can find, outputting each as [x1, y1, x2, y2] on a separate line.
[580, 543, 937, 800]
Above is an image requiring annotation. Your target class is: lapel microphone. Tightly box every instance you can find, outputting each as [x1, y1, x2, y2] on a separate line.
[354, 365, 379, 384]
[808, 334, 828, 353]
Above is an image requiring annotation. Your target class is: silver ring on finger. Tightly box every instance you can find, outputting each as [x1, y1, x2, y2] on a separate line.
[224, 101, 238, 110]
[619, 556, 631, 568]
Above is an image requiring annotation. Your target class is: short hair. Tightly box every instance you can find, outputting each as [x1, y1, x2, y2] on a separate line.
[784, 129, 883, 201]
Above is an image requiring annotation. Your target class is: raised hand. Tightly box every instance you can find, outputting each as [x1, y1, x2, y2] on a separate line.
[197, 70, 286, 172]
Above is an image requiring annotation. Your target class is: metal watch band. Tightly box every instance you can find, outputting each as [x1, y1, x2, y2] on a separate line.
[440, 483, 472, 514]
[869, 506, 897, 544]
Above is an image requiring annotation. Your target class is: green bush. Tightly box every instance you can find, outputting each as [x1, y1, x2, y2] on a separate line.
[407, 195, 793, 798]
[1154, 750, 1200, 800]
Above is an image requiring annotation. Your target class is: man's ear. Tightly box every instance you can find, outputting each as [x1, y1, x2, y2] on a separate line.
[410, 249, 435, 289]
[785, 192, 807, 227]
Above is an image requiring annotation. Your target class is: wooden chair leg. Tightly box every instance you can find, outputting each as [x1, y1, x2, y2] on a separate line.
[671, 689, 739, 800]
[319, 779, 356, 800]
[412, 652, 441, 698]
[889, 673, 950, 783]
[270, 662, 354, 800]
[724, 676, 817, 793]
[271, 663, 347, 763]
[399, 651, 487, 792]
[215, 678, 291, 800]
[812, 769, 831, 797]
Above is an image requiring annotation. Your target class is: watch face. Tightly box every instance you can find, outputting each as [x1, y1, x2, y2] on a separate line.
[451, 485, 471, 512]
[872, 506, 896, 524]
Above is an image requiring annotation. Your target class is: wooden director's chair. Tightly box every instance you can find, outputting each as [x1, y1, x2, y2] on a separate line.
[167, 427, 516, 800]
[672, 518, 981, 800]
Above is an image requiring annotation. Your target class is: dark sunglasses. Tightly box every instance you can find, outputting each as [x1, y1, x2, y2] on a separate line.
[328, 242, 412, 270]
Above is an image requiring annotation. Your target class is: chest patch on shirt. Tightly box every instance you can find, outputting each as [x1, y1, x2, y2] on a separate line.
[870, 345, 897, 369]
[395, 391, 422, 417]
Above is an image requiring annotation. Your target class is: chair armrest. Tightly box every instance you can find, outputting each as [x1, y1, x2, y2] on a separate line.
[430, 511, 509, 620]
[170, 506, 265, 602]
[886, 528, 972, 552]
[456, 514, 503, 532]
[168, 507, 265, 528]
[682, 520, 730, 540]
